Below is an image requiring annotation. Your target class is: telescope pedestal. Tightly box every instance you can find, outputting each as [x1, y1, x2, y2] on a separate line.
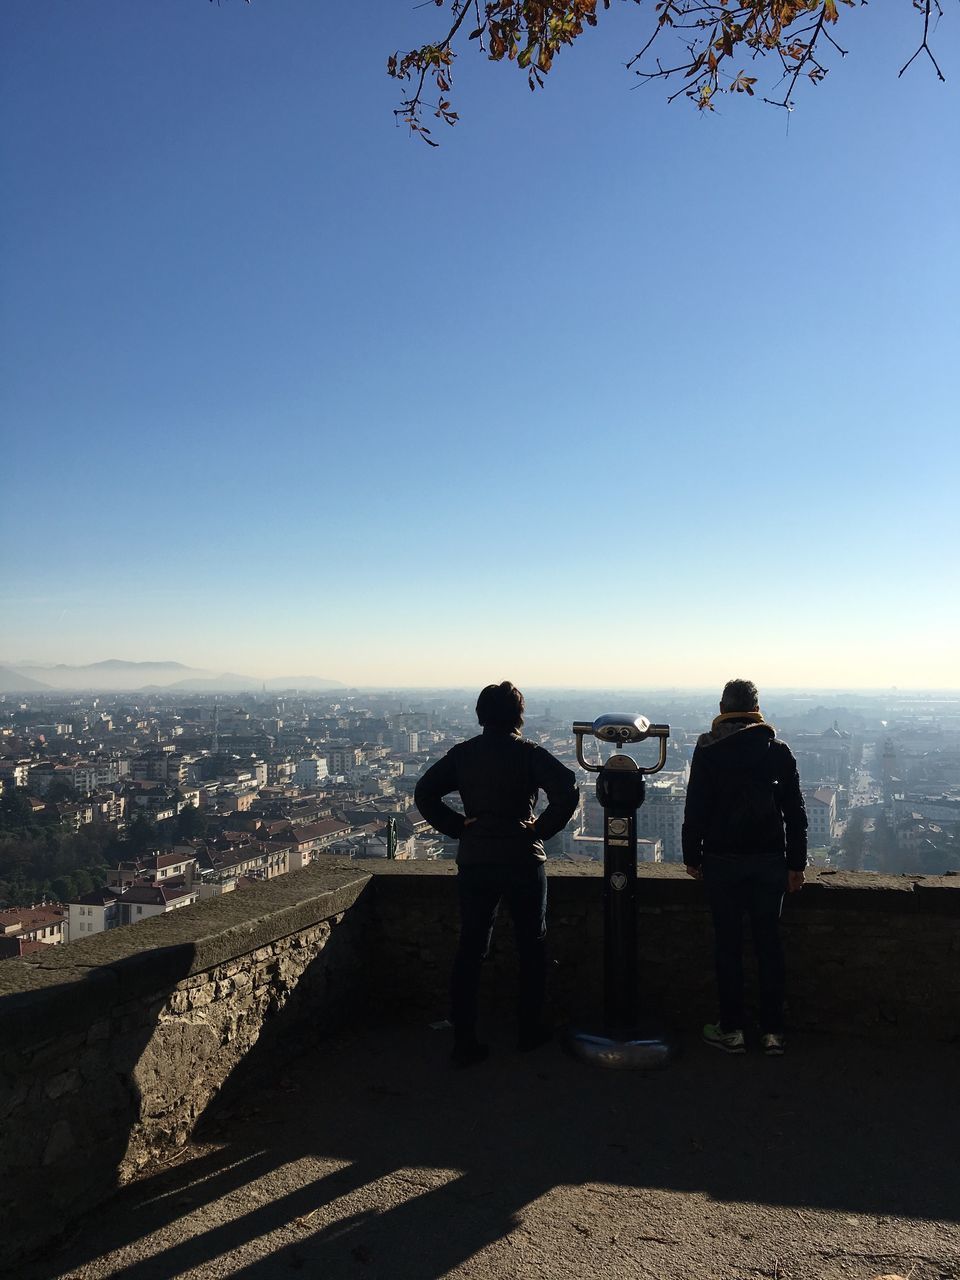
[563, 747, 677, 1071]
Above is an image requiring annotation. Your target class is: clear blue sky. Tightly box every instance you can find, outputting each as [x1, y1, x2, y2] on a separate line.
[2, 1, 958, 688]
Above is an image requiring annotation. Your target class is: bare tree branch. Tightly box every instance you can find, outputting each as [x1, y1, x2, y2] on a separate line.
[899, 0, 946, 81]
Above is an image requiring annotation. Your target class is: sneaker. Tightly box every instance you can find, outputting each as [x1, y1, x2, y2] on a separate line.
[761, 1032, 786, 1056]
[702, 1023, 746, 1054]
[450, 1040, 489, 1069]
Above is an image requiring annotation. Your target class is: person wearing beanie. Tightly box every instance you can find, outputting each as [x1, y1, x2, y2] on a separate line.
[682, 679, 807, 1056]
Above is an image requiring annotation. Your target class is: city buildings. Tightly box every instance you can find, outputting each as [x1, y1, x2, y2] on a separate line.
[1, 687, 958, 958]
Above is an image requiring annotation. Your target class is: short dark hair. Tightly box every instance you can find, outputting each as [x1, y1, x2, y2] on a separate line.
[720, 679, 759, 713]
[476, 682, 525, 732]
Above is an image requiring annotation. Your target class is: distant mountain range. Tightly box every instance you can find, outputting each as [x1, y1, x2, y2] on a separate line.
[0, 665, 51, 693]
[0, 659, 344, 694]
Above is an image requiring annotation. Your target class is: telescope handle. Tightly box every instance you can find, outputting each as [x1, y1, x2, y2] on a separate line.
[573, 721, 670, 775]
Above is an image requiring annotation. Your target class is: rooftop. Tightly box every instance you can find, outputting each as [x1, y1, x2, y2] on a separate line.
[28, 1022, 960, 1280]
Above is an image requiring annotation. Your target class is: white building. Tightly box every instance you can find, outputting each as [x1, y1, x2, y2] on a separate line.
[69, 759, 122, 794]
[325, 746, 363, 773]
[108, 852, 197, 890]
[0, 759, 31, 789]
[805, 786, 838, 844]
[67, 888, 120, 941]
[635, 781, 685, 862]
[116, 883, 198, 925]
[294, 757, 330, 788]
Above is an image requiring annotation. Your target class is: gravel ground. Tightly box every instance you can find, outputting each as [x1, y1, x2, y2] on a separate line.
[29, 1023, 960, 1280]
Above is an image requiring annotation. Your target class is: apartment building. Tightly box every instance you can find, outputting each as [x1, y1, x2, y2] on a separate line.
[67, 888, 120, 940]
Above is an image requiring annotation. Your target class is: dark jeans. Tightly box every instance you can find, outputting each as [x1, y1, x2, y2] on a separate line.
[451, 861, 547, 1042]
[702, 854, 787, 1034]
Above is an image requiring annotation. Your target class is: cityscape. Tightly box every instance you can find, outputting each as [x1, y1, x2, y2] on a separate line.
[2, 667, 957, 957]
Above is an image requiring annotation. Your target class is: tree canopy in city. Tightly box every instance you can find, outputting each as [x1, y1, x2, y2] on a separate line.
[385, 0, 949, 143]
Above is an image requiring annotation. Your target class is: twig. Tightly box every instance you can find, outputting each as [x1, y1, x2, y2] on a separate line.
[899, 0, 946, 81]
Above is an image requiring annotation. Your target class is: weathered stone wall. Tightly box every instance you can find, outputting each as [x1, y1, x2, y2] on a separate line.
[1, 860, 958, 1265]
[367, 863, 960, 1041]
[0, 866, 371, 1265]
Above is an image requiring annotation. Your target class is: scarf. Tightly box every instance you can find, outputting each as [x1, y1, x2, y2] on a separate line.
[710, 710, 765, 731]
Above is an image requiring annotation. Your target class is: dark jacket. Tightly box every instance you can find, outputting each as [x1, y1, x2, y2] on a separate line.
[681, 719, 807, 871]
[414, 728, 579, 866]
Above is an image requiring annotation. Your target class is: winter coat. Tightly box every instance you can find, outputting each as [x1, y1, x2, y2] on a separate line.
[681, 718, 807, 871]
[414, 728, 579, 866]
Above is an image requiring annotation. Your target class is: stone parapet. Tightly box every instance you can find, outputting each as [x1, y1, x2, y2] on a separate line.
[366, 862, 960, 1039]
[1, 861, 957, 1264]
[0, 865, 371, 1265]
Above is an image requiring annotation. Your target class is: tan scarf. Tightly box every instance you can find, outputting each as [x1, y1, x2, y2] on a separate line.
[711, 710, 765, 731]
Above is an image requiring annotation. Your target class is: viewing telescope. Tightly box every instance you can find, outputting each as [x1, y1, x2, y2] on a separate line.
[563, 713, 677, 1070]
[573, 714, 670, 767]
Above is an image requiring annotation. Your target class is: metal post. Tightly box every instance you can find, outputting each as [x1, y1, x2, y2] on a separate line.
[598, 756, 645, 1027]
[563, 714, 678, 1070]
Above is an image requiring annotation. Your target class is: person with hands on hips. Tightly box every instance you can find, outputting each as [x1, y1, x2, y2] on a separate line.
[415, 682, 579, 1068]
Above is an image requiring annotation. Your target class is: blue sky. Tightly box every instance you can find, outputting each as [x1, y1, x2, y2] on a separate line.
[2, 1, 958, 688]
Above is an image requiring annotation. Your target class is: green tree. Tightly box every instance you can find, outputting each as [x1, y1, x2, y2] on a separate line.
[51, 874, 78, 902]
[175, 803, 207, 841]
[124, 813, 158, 856]
[0, 789, 37, 834]
[73, 867, 96, 895]
[386, 0, 951, 142]
[46, 780, 79, 804]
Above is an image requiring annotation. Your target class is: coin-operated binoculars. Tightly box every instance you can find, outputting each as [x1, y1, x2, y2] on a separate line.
[564, 714, 678, 1069]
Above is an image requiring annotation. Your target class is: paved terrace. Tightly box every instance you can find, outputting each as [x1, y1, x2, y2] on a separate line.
[30, 1023, 960, 1280]
[3, 862, 958, 1280]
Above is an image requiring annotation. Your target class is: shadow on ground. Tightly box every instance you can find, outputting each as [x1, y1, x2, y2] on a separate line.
[34, 1020, 960, 1280]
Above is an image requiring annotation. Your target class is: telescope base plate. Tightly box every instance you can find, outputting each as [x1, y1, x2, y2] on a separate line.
[562, 1021, 677, 1070]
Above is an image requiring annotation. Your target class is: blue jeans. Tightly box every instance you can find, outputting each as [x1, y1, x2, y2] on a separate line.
[702, 855, 787, 1034]
[451, 861, 548, 1042]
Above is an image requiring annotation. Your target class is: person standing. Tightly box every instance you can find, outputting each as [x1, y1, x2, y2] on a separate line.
[415, 682, 579, 1067]
[682, 679, 807, 1056]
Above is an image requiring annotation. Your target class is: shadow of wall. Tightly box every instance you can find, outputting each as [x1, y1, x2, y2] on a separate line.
[0, 864, 372, 1266]
[28, 1019, 960, 1280]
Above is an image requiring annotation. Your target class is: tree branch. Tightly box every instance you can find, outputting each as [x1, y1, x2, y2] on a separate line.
[899, 0, 946, 81]
[385, 0, 951, 140]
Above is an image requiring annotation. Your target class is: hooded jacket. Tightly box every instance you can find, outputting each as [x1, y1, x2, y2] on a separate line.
[681, 716, 807, 871]
[414, 728, 579, 866]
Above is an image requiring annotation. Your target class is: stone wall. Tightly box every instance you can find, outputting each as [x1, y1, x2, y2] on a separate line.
[367, 863, 960, 1040]
[0, 866, 371, 1265]
[1, 861, 958, 1264]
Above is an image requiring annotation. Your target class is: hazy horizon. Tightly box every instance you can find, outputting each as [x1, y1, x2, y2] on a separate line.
[2, 654, 958, 696]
